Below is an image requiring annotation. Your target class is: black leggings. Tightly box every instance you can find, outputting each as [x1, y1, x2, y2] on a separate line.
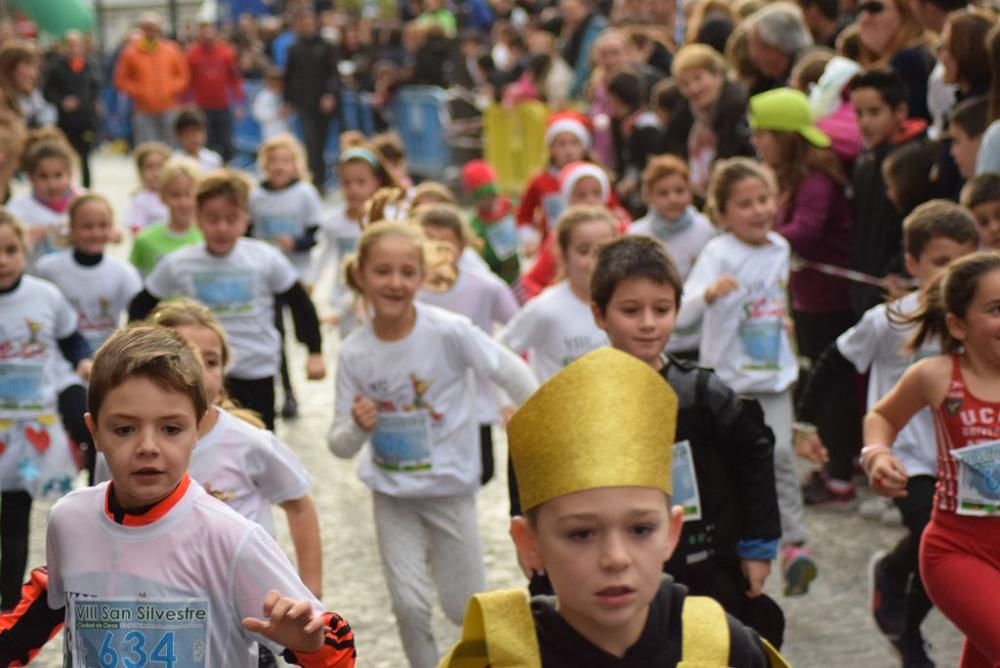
[479, 424, 494, 486]
[273, 295, 295, 400]
[226, 376, 276, 431]
[884, 475, 936, 634]
[0, 490, 31, 611]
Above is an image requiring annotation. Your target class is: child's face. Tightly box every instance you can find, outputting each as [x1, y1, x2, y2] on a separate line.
[750, 130, 780, 168]
[719, 176, 776, 246]
[676, 67, 723, 113]
[850, 88, 904, 148]
[906, 237, 977, 286]
[174, 324, 224, 406]
[513, 487, 682, 653]
[161, 176, 196, 229]
[69, 200, 114, 255]
[340, 161, 380, 213]
[569, 176, 605, 207]
[946, 267, 1000, 363]
[86, 377, 199, 510]
[562, 221, 616, 296]
[645, 173, 692, 221]
[949, 125, 981, 180]
[971, 200, 1000, 250]
[263, 146, 298, 189]
[593, 278, 677, 368]
[550, 133, 586, 168]
[30, 156, 71, 201]
[0, 225, 25, 290]
[422, 223, 464, 257]
[178, 127, 206, 156]
[198, 195, 249, 255]
[357, 236, 424, 323]
[140, 152, 167, 191]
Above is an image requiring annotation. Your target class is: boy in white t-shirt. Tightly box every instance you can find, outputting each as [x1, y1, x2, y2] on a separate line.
[123, 142, 170, 236]
[129, 170, 326, 430]
[175, 108, 224, 172]
[0, 325, 355, 667]
[794, 201, 979, 660]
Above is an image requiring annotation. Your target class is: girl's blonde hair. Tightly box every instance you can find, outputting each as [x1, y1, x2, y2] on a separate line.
[21, 127, 76, 175]
[134, 141, 172, 171]
[68, 193, 113, 227]
[365, 186, 408, 227]
[410, 181, 458, 211]
[706, 157, 776, 224]
[672, 43, 728, 77]
[258, 133, 312, 184]
[415, 204, 469, 246]
[0, 208, 27, 250]
[158, 157, 201, 194]
[343, 221, 426, 294]
[555, 205, 618, 256]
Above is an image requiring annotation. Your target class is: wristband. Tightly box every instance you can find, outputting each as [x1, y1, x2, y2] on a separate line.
[860, 443, 891, 476]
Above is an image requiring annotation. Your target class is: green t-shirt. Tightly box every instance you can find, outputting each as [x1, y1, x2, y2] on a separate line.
[470, 215, 520, 287]
[130, 223, 203, 276]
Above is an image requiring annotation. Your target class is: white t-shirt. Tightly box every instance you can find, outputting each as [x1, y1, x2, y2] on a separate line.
[176, 147, 223, 173]
[145, 239, 298, 379]
[249, 181, 324, 276]
[678, 232, 798, 394]
[252, 88, 292, 140]
[46, 479, 323, 666]
[335, 302, 506, 497]
[124, 189, 169, 234]
[6, 195, 69, 272]
[460, 246, 493, 278]
[418, 269, 519, 423]
[308, 207, 364, 334]
[36, 251, 143, 352]
[837, 291, 937, 476]
[499, 281, 608, 383]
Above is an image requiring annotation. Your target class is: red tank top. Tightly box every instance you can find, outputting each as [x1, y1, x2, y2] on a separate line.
[932, 356, 1000, 512]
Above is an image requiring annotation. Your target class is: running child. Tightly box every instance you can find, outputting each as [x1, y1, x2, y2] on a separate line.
[129, 157, 203, 277]
[797, 201, 978, 663]
[499, 205, 618, 383]
[0, 325, 355, 666]
[415, 204, 519, 486]
[328, 221, 536, 668]
[863, 250, 1000, 668]
[409, 182, 493, 278]
[676, 157, 816, 596]
[129, 169, 325, 430]
[122, 141, 170, 236]
[371, 131, 413, 192]
[0, 211, 88, 611]
[960, 173, 1000, 250]
[462, 160, 520, 287]
[175, 106, 224, 172]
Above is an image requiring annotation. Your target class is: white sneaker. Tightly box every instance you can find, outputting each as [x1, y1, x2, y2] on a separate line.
[859, 496, 891, 521]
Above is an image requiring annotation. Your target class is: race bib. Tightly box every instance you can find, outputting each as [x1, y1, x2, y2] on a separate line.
[484, 215, 519, 262]
[542, 194, 564, 231]
[336, 236, 358, 258]
[72, 599, 209, 667]
[0, 362, 44, 412]
[371, 411, 432, 472]
[192, 271, 255, 316]
[738, 318, 782, 370]
[952, 440, 1000, 517]
[258, 216, 298, 241]
[671, 440, 702, 522]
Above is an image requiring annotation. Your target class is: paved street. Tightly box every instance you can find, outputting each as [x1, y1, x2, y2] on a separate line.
[20, 152, 965, 666]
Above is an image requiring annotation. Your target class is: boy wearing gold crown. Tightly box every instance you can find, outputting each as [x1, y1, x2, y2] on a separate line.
[439, 348, 785, 667]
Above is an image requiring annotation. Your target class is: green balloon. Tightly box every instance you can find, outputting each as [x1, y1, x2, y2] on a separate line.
[11, 0, 95, 37]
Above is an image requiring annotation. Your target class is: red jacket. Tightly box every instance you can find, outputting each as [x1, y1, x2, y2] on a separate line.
[516, 168, 562, 233]
[186, 40, 244, 111]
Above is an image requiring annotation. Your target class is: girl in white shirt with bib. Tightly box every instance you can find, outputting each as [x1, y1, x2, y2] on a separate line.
[499, 205, 618, 383]
[329, 221, 536, 668]
[676, 158, 815, 596]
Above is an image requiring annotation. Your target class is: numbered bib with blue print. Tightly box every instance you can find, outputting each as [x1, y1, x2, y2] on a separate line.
[371, 411, 432, 472]
[542, 194, 564, 231]
[192, 271, 255, 316]
[671, 441, 702, 522]
[258, 216, 299, 241]
[0, 363, 44, 412]
[336, 236, 358, 258]
[953, 440, 1000, 517]
[72, 599, 209, 667]
[738, 319, 782, 370]
[484, 215, 519, 262]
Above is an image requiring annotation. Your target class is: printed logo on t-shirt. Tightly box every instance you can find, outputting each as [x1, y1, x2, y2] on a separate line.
[737, 289, 785, 370]
[258, 216, 298, 241]
[560, 335, 601, 368]
[192, 270, 255, 316]
[368, 375, 445, 472]
[0, 319, 49, 412]
[202, 482, 236, 504]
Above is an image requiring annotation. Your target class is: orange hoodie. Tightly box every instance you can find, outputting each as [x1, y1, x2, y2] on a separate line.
[113, 38, 190, 114]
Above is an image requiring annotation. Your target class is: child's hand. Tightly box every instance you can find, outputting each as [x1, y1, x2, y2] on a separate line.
[869, 453, 909, 498]
[352, 394, 378, 431]
[241, 590, 324, 653]
[305, 353, 325, 380]
[76, 359, 93, 382]
[793, 431, 829, 465]
[275, 235, 295, 253]
[705, 275, 739, 304]
[740, 559, 771, 598]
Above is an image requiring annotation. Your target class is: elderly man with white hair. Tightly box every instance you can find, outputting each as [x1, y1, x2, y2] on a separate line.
[746, 2, 814, 88]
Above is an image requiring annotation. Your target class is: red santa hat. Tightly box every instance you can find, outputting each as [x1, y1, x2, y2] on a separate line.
[461, 160, 499, 200]
[545, 111, 592, 150]
[559, 161, 610, 204]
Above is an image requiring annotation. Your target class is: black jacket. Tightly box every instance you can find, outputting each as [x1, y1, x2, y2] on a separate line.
[43, 56, 100, 133]
[659, 80, 754, 162]
[283, 35, 339, 111]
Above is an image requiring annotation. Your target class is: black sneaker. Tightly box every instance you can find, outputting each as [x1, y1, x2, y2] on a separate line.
[803, 471, 856, 507]
[892, 630, 935, 668]
[868, 550, 906, 639]
[281, 396, 299, 419]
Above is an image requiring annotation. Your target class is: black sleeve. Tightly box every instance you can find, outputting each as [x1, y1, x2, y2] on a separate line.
[0, 567, 66, 666]
[293, 224, 319, 252]
[726, 613, 771, 668]
[795, 341, 855, 425]
[128, 289, 160, 323]
[278, 282, 322, 354]
[508, 454, 522, 517]
[57, 332, 92, 367]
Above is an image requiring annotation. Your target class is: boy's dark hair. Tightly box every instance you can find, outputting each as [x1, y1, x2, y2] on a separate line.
[651, 78, 682, 115]
[960, 172, 1000, 209]
[174, 106, 207, 134]
[883, 140, 940, 215]
[591, 236, 684, 314]
[950, 96, 989, 138]
[800, 0, 839, 21]
[88, 325, 208, 423]
[848, 68, 909, 110]
[607, 69, 644, 112]
[195, 169, 251, 209]
[903, 199, 979, 259]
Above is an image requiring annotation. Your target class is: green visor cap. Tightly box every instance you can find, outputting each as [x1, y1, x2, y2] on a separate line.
[749, 87, 831, 149]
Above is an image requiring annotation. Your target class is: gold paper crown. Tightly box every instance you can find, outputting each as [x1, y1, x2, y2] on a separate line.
[508, 348, 678, 511]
